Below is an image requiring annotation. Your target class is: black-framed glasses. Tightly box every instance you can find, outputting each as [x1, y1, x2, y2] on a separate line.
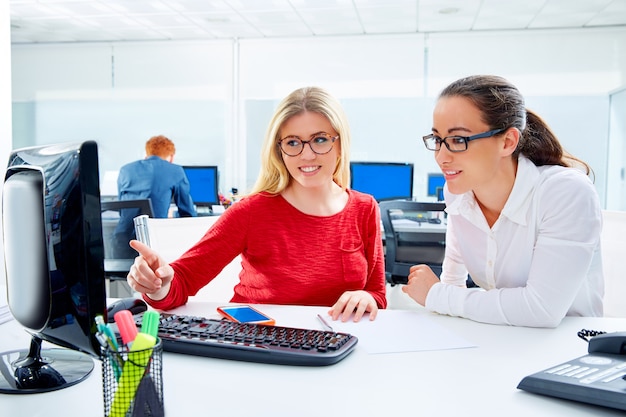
[278, 133, 339, 157]
[422, 128, 505, 153]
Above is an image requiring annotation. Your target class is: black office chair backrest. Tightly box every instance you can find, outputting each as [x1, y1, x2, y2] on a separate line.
[379, 200, 446, 285]
[101, 199, 155, 274]
[101, 199, 155, 217]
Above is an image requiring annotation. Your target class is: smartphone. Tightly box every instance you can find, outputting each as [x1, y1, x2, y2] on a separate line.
[217, 305, 275, 325]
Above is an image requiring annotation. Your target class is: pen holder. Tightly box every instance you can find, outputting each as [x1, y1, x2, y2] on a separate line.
[101, 338, 164, 417]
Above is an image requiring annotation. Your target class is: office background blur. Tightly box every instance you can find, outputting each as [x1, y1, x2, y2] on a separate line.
[2, 1, 626, 211]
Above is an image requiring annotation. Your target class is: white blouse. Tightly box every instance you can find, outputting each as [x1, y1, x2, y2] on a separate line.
[425, 156, 604, 328]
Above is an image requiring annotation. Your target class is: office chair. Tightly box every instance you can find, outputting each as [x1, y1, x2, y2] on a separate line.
[101, 199, 154, 297]
[379, 200, 447, 286]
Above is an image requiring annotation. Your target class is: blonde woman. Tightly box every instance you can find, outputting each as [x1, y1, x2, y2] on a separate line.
[128, 87, 386, 322]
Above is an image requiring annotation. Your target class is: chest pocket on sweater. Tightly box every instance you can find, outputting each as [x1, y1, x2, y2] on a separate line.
[340, 242, 367, 285]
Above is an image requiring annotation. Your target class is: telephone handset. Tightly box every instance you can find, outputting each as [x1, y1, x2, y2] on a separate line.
[517, 329, 626, 411]
[587, 331, 626, 355]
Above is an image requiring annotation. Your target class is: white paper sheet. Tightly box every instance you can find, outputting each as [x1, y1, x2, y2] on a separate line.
[325, 310, 476, 354]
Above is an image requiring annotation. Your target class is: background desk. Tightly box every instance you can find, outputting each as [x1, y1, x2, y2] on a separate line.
[1, 301, 625, 417]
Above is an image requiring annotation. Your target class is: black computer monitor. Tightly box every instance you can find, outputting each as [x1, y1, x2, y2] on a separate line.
[1, 141, 107, 394]
[427, 173, 446, 198]
[182, 165, 219, 207]
[350, 162, 414, 201]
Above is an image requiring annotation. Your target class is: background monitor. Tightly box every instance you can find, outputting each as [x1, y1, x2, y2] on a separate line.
[182, 165, 219, 206]
[350, 162, 414, 201]
[436, 187, 445, 202]
[1, 141, 107, 394]
[427, 173, 446, 198]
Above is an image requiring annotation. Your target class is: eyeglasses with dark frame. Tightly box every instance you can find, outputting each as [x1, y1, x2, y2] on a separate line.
[278, 133, 340, 157]
[422, 128, 506, 153]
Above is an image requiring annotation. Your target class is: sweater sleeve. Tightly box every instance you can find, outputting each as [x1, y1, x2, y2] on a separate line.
[145, 199, 250, 310]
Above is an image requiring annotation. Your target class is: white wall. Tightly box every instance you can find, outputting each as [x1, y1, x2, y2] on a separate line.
[1, 0, 11, 292]
[607, 88, 626, 210]
[9, 27, 626, 208]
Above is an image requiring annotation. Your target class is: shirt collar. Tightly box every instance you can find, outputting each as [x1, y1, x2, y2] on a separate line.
[445, 155, 538, 226]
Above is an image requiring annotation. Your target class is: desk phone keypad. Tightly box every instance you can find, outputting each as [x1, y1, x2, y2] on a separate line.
[135, 313, 358, 366]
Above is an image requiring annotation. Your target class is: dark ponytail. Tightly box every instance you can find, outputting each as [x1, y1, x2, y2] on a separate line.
[439, 75, 591, 175]
[518, 110, 590, 174]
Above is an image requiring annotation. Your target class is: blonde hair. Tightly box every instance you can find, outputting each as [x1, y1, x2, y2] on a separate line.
[249, 86, 351, 195]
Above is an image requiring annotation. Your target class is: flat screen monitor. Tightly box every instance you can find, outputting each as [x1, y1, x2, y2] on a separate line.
[182, 165, 219, 206]
[427, 173, 446, 199]
[1, 140, 107, 394]
[350, 162, 414, 202]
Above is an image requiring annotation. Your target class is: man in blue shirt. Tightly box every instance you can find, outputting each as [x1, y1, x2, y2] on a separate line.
[113, 135, 197, 258]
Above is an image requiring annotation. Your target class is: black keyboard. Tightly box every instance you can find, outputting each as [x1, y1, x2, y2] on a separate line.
[135, 313, 358, 366]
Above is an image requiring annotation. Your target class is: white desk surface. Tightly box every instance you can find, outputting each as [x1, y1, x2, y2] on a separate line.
[1, 300, 626, 417]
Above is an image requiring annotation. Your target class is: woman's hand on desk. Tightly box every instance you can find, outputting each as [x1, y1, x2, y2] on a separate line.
[127, 240, 173, 301]
[402, 264, 439, 306]
[328, 290, 378, 322]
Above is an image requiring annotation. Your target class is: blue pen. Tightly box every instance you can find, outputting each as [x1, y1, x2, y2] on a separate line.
[96, 332, 122, 380]
[94, 319, 123, 381]
[95, 315, 119, 351]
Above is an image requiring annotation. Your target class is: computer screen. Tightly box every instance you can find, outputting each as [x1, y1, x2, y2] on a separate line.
[427, 173, 446, 198]
[350, 162, 414, 201]
[182, 166, 219, 206]
[1, 140, 107, 394]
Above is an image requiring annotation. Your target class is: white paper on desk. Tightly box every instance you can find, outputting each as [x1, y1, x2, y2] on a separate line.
[328, 310, 476, 354]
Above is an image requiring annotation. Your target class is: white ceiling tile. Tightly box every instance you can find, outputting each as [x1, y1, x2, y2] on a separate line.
[289, 0, 354, 9]
[473, 15, 536, 31]
[258, 24, 313, 37]
[226, 0, 293, 12]
[587, 13, 626, 26]
[298, 7, 361, 24]
[239, 10, 304, 24]
[478, 0, 545, 16]
[186, 12, 249, 30]
[9, 0, 626, 43]
[166, 0, 231, 13]
[153, 27, 216, 40]
[418, 16, 476, 33]
[353, 0, 417, 5]
[358, 5, 418, 34]
[530, 13, 599, 29]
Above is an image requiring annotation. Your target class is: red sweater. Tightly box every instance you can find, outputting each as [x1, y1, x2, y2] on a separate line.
[146, 190, 387, 310]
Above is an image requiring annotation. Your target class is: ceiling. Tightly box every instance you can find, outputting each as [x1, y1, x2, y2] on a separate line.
[9, 0, 626, 44]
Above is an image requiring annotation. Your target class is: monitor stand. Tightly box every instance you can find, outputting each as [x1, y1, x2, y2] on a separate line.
[0, 334, 94, 394]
